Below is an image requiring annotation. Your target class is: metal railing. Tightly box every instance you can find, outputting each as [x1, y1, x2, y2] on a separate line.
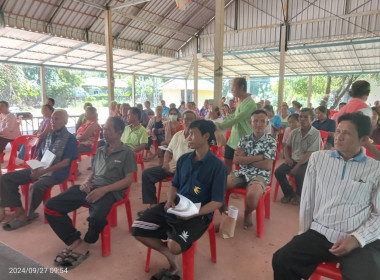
[18, 115, 81, 135]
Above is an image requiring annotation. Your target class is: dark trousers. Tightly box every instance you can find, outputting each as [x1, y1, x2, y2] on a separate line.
[274, 161, 308, 197]
[1, 168, 59, 216]
[272, 229, 380, 280]
[141, 165, 172, 204]
[45, 185, 116, 245]
[0, 136, 13, 154]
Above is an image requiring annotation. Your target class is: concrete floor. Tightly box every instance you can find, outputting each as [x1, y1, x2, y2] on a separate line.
[0, 151, 302, 280]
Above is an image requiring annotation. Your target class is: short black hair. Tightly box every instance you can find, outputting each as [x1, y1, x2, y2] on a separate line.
[48, 98, 55, 105]
[234, 77, 247, 92]
[251, 109, 268, 116]
[338, 112, 372, 138]
[108, 116, 125, 132]
[263, 105, 274, 115]
[300, 107, 314, 118]
[189, 120, 216, 146]
[0, 100, 9, 108]
[145, 100, 150, 105]
[288, 113, 299, 121]
[130, 107, 141, 120]
[315, 106, 329, 117]
[350, 80, 370, 98]
[339, 102, 347, 106]
[292, 101, 302, 109]
[86, 106, 97, 115]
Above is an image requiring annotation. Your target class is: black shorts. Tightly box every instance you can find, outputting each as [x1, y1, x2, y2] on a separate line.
[224, 145, 235, 160]
[132, 203, 211, 252]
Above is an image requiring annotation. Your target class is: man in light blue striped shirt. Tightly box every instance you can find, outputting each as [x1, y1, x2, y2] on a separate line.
[273, 112, 380, 280]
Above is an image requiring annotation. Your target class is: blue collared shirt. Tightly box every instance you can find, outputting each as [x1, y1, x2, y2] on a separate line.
[172, 150, 227, 219]
[330, 149, 367, 180]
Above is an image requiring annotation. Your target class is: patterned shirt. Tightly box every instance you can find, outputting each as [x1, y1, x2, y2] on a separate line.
[300, 150, 380, 247]
[234, 133, 277, 184]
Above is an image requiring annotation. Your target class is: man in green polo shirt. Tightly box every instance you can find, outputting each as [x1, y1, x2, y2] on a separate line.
[121, 107, 148, 153]
[215, 77, 257, 173]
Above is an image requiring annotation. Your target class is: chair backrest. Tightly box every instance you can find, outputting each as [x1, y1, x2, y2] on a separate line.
[6, 135, 40, 171]
[365, 144, 380, 158]
[225, 130, 231, 142]
[88, 126, 102, 156]
[210, 145, 219, 156]
[319, 130, 328, 150]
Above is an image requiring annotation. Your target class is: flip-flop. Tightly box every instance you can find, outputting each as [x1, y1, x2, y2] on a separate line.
[150, 268, 168, 280]
[27, 212, 40, 221]
[3, 218, 30, 231]
[54, 248, 72, 266]
[161, 270, 180, 280]
[60, 251, 90, 270]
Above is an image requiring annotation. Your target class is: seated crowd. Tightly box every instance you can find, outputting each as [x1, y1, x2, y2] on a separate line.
[0, 78, 379, 279]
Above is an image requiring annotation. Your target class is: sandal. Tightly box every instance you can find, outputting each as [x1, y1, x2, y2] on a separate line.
[150, 268, 168, 280]
[54, 248, 72, 266]
[3, 218, 30, 231]
[161, 270, 180, 280]
[60, 251, 90, 270]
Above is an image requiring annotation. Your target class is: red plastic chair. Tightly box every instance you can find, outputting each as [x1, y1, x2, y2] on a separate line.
[23, 160, 77, 214]
[145, 221, 217, 280]
[329, 110, 338, 118]
[1, 135, 40, 174]
[157, 176, 174, 204]
[78, 127, 101, 161]
[133, 151, 145, 182]
[72, 185, 133, 257]
[319, 130, 328, 150]
[225, 151, 278, 238]
[364, 144, 380, 158]
[309, 262, 343, 280]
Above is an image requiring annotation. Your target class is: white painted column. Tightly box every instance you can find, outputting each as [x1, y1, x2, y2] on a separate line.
[213, 0, 224, 108]
[193, 39, 199, 107]
[40, 66, 47, 105]
[105, 9, 115, 113]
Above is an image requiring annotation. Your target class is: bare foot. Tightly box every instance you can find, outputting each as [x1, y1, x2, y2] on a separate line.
[69, 239, 90, 255]
[243, 211, 253, 230]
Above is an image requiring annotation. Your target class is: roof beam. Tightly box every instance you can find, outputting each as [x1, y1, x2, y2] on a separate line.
[110, 0, 151, 10]
[43, 42, 88, 64]
[203, 56, 241, 77]
[267, 52, 298, 75]
[114, 10, 194, 38]
[6, 36, 52, 60]
[233, 55, 271, 76]
[306, 49, 329, 73]
[351, 44, 363, 72]
[72, 0, 106, 10]
[46, 0, 65, 29]
[70, 52, 105, 67]
[154, 0, 213, 50]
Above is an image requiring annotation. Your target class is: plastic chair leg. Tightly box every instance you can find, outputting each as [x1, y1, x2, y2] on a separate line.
[264, 191, 271, 219]
[125, 198, 132, 232]
[273, 181, 280, 202]
[110, 207, 118, 227]
[101, 221, 111, 257]
[182, 242, 196, 280]
[145, 248, 151, 273]
[207, 223, 216, 263]
[255, 196, 265, 238]
[133, 171, 137, 182]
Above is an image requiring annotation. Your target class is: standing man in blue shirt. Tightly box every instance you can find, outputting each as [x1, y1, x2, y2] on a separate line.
[132, 120, 227, 279]
[1, 109, 78, 230]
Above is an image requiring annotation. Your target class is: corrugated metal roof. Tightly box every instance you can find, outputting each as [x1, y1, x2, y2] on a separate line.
[0, 0, 379, 79]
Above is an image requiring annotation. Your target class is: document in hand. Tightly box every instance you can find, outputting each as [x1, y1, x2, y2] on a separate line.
[167, 194, 201, 217]
[26, 150, 56, 170]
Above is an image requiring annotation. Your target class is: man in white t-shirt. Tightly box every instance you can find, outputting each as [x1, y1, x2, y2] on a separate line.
[138, 111, 197, 215]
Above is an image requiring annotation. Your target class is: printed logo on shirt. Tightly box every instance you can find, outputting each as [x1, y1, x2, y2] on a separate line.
[114, 160, 121, 163]
[179, 230, 189, 242]
[194, 186, 201, 195]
